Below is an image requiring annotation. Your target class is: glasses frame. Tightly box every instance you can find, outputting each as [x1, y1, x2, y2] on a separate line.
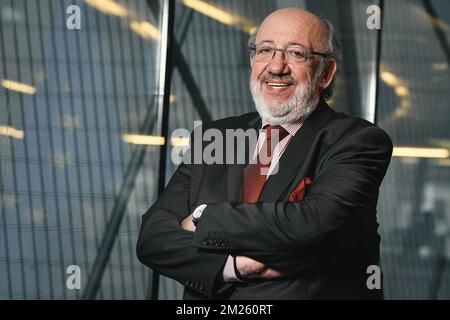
[248, 43, 330, 64]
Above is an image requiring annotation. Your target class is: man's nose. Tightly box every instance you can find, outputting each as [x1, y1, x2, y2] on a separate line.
[267, 51, 290, 74]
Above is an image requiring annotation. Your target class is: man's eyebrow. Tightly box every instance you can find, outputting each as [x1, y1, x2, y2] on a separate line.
[287, 41, 309, 47]
[256, 40, 311, 48]
[257, 40, 275, 44]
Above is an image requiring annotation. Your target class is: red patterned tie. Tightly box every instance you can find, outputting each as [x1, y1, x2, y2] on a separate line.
[242, 125, 289, 203]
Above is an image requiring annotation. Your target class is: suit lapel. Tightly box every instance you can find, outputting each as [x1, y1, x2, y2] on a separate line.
[259, 100, 336, 202]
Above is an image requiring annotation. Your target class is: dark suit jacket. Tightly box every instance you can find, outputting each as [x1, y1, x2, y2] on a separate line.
[136, 100, 393, 300]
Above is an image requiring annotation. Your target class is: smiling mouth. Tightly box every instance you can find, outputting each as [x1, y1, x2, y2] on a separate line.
[264, 82, 294, 92]
[267, 82, 291, 88]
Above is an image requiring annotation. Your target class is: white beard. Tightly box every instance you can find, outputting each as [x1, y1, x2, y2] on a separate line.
[250, 73, 320, 125]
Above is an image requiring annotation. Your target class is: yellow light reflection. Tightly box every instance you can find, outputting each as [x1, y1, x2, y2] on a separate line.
[181, 0, 236, 25]
[395, 85, 410, 97]
[123, 134, 165, 145]
[380, 71, 401, 87]
[2, 79, 36, 95]
[394, 98, 411, 118]
[393, 147, 449, 159]
[171, 137, 190, 147]
[380, 68, 411, 117]
[130, 21, 161, 40]
[248, 26, 257, 35]
[181, 0, 256, 34]
[84, 0, 128, 17]
[0, 125, 25, 139]
[123, 134, 190, 146]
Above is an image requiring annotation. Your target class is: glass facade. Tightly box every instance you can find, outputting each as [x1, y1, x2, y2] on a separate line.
[0, 0, 163, 299]
[376, 0, 450, 299]
[1, 0, 449, 299]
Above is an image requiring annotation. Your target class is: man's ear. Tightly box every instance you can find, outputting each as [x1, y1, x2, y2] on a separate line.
[319, 59, 337, 91]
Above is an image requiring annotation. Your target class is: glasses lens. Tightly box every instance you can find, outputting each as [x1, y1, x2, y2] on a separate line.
[254, 45, 274, 62]
[251, 45, 311, 63]
[286, 46, 308, 63]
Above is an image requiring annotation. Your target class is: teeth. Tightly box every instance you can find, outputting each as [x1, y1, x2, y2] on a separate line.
[268, 83, 289, 87]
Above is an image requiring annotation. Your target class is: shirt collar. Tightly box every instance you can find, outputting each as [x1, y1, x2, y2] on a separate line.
[261, 119, 304, 137]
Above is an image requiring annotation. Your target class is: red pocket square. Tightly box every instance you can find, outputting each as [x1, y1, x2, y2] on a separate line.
[288, 177, 313, 202]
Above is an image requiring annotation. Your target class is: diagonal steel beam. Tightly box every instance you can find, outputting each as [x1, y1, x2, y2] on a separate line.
[82, 0, 176, 300]
[82, 0, 214, 300]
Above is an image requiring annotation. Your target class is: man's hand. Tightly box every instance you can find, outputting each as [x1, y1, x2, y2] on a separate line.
[181, 217, 299, 280]
[235, 255, 299, 280]
[181, 213, 196, 232]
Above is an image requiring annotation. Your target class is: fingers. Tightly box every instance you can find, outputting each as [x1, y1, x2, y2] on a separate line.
[260, 268, 284, 279]
[260, 265, 302, 279]
[181, 214, 196, 232]
[235, 256, 266, 279]
[235, 255, 298, 280]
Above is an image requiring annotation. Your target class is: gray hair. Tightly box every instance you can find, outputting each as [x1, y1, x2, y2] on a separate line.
[317, 16, 341, 99]
[248, 15, 341, 100]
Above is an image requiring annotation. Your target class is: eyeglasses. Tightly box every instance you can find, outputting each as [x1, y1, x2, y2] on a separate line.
[249, 43, 329, 64]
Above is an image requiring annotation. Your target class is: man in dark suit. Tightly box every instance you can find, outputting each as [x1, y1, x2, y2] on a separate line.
[137, 8, 393, 299]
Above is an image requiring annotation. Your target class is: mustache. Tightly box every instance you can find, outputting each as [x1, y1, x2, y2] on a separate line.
[259, 73, 297, 85]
